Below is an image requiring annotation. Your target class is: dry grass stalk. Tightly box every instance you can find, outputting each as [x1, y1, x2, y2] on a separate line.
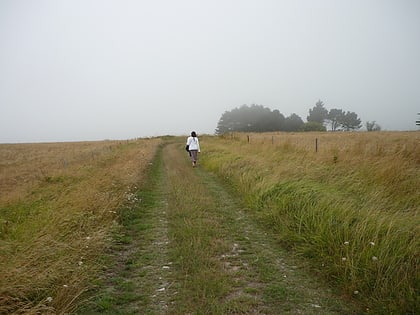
[201, 131, 419, 313]
[0, 138, 161, 314]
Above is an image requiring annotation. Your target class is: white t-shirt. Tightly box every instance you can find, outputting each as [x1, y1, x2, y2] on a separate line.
[186, 136, 200, 151]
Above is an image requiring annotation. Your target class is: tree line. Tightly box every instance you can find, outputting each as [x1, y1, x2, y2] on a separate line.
[215, 101, 381, 135]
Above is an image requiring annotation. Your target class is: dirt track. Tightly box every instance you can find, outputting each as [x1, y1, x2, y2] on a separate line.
[83, 142, 359, 314]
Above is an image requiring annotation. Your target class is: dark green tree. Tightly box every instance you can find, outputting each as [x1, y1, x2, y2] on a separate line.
[327, 108, 345, 131]
[215, 110, 232, 134]
[302, 121, 327, 131]
[284, 113, 304, 131]
[215, 104, 286, 134]
[341, 111, 362, 131]
[270, 109, 286, 131]
[307, 100, 328, 124]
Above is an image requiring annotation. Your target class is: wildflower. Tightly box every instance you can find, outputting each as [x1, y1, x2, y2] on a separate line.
[46, 297, 53, 303]
[78, 261, 83, 266]
[372, 256, 378, 261]
[369, 241, 375, 246]
[85, 236, 91, 240]
[63, 284, 68, 288]
[344, 241, 349, 245]
[353, 290, 359, 295]
[342, 257, 347, 261]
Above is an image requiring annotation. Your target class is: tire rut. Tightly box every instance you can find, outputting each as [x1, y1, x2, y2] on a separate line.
[158, 143, 359, 314]
[84, 142, 358, 314]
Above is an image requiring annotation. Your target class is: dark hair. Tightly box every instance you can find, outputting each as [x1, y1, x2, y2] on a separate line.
[191, 131, 197, 137]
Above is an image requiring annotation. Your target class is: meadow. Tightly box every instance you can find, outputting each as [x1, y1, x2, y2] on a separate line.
[0, 131, 418, 314]
[0, 139, 161, 314]
[200, 131, 419, 314]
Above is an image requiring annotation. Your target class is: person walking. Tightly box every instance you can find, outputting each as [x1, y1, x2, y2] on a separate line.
[186, 131, 200, 167]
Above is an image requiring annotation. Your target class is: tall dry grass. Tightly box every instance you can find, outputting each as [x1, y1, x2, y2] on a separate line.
[201, 131, 419, 314]
[0, 139, 161, 314]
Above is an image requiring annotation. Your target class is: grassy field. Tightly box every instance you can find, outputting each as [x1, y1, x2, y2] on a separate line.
[200, 131, 419, 314]
[80, 141, 360, 314]
[1, 131, 418, 314]
[0, 139, 161, 314]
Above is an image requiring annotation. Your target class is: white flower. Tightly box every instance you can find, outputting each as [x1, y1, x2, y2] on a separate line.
[372, 256, 378, 261]
[63, 284, 68, 288]
[344, 241, 349, 245]
[78, 261, 83, 266]
[353, 290, 359, 295]
[342, 257, 347, 261]
[46, 297, 53, 303]
[369, 241, 375, 246]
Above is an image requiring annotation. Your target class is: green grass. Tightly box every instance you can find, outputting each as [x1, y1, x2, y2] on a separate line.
[0, 139, 160, 314]
[5, 133, 415, 313]
[162, 144, 233, 314]
[200, 132, 419, 314]
[79, 138, 361, 314]
[78, 146, 163, 314]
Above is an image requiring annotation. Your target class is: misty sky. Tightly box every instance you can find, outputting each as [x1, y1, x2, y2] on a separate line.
[1, 0, 419, 143]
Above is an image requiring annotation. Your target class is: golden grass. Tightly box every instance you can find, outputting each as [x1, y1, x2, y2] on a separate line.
[212, 131, 419, 209]
[1, 132, 417, 313]
[201, 131, 419, 313]
[0, 138, 161, 314]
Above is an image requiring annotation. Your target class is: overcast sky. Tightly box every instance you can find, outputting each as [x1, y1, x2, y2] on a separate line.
[1, 0, 419, 143]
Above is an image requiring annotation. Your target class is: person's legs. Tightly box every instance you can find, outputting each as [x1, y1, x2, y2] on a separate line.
[190, 150, 198, 166]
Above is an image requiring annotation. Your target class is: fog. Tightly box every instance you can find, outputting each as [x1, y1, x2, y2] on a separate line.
[1, 0, 419, 143]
